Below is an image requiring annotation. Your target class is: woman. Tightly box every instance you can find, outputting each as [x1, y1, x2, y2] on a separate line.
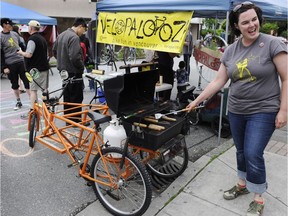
[187, 2, 287, 216]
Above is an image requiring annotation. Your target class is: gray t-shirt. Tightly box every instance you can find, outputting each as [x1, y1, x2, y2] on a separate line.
[1, 31, 24, 65]
[26, 40, 36, 54]
[221, 33, 287, 114]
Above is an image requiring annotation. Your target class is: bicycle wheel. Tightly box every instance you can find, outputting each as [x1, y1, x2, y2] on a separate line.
[90, 147, 152, 216]
[123, 47, 136, 65]
[29, 113, 38, 148]
[99, 44, 112, 65]
[141, 136, 189, 178]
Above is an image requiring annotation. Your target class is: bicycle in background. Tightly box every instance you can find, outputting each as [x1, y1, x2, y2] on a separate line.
[99, 44, 137, 70]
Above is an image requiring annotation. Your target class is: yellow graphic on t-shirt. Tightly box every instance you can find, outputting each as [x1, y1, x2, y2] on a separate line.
[232, 58, 256, 82]
[8, 37, 18, 47]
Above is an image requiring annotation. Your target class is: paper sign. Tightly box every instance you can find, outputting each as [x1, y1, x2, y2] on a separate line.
[97, 11, 193, 53]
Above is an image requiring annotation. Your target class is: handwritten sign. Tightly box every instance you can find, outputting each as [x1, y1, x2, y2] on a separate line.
[193, 47, 222, 71]
[97, 12, 193, 53]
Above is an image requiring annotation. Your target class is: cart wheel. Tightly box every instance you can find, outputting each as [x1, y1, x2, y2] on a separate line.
[29, 113, 38, 148]
[90, 147, 152, 216]
[211, 117, 231, 138]
[140, 141, 188, 179]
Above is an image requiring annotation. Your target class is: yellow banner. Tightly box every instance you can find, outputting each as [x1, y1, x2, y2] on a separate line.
[97, 12, 193, 53]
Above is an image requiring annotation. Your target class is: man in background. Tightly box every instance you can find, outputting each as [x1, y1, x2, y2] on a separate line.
[1, 18, 30, 110]
[17, 20, 49, 118]
[52, 17, 87, 124]
[183, 25, 193, 81]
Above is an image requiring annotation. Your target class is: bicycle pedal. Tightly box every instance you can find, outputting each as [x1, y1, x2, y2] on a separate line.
[67, 162, 78, 168]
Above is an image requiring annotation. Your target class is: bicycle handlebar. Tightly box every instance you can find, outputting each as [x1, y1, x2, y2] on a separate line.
[84, 74, 105, 96]
[42, 77, 83, 105]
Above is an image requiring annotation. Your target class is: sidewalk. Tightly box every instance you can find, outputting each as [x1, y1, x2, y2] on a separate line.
[77, 127, 287, 216]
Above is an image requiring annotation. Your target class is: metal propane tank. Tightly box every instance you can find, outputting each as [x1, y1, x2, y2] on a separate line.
[103, 117, 127, 148]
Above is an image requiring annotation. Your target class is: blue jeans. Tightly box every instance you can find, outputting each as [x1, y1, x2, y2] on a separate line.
[228, 112, 277, 194]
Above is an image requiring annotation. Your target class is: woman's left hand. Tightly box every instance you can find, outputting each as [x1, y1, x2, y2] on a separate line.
[275, 110, 287, 129]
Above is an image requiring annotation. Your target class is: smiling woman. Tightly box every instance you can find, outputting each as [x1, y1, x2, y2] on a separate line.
[186, 2, 287, 216]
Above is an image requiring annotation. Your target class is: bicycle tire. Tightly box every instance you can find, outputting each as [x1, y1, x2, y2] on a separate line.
[90, 147, 152, 216]
[99, 45, 112, 65]
[123, 48, 136, 65]
[29, 113, 38, 148]
[140, 140, 189, 179]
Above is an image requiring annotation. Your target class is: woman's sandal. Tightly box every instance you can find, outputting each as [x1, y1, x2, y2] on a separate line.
[223, 184, 250, 200]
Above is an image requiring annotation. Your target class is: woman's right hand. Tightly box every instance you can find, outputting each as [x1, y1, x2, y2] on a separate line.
[186, 100, 198, 112]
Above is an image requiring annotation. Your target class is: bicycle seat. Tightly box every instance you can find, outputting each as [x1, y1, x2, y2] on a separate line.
[87, 111, 111, 125]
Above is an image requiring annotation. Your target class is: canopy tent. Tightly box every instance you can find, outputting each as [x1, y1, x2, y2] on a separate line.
[96, 0, 231, 18]
[232, 0, 287, 21]
[1, 2, 58, 56]
[96, 0, 287, 20]
[1, 1, 57, 25]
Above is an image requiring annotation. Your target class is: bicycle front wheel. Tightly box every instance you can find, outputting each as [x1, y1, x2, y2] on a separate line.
[123, 47, 136, 65]
[90, 147, 152, 216]
[29, 113, 38, 148]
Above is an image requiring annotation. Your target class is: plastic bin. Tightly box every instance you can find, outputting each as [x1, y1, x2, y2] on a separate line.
[97, 88, 106, 103]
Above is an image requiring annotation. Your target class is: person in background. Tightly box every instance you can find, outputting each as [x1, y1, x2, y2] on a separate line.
[80, 33, 95, 91]
[204, 31, 212, 46]
[187, 2, 287, 216]
[52, 17, 87, 124]
[1, 18, 30, 110]
[176, 61, 188, 93]
[17, 20, 49, 119]
[156, 51, 177, 101]
[183, 25, 193, 81]
[12, 25, 26, 94]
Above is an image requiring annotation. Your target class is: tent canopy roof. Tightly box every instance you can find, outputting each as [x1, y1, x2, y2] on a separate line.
[1, 2, 57, 25]
[232, 0, 287, 20]
[96, 0, 231, 18]
[96, 0, 287, 20]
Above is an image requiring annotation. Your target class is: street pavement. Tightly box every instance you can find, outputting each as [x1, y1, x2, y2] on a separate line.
[77, 126, 287, 216]
[1, 58, 287, 216]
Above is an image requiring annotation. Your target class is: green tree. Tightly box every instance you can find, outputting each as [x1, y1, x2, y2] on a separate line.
[261, 22, 279, 35]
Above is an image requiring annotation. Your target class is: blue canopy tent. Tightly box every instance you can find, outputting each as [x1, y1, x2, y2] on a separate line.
[96, 0, 231, 18]
[1, 2, 58, 56]
[1, 1, 57, 25]
[96, 0, 287, 20]
[232, 0, 287, 21]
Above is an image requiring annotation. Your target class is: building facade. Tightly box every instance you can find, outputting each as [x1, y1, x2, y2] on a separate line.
[3, 0, 97, 32]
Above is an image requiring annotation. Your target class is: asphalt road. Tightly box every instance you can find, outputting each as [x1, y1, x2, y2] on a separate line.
[0, 58, 230, 216]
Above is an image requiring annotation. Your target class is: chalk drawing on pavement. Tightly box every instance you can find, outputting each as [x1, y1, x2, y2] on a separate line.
[0, 138, 33, 157]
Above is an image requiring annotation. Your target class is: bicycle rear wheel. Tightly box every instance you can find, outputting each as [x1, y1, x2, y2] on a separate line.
[99, 44, 112, 65]
[123, 47, 136, 65]
[90, 147, 152, 216]
[29, 113, 38, 148]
